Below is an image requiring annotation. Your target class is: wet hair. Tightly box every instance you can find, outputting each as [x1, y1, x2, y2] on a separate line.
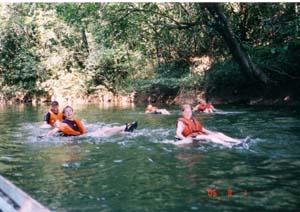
[63, 105, 73, 114]
[181, 104, 191, 111]
[51, 101, 59, 106]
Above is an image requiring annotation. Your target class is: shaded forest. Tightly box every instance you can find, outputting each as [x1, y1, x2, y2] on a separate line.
[0, 3, 299, 105]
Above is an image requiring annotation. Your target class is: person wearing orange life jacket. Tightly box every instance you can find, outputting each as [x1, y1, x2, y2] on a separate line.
[42, 101, 63, 128]
[176, 104, 240, 147]
[42, 106, 137, 137]
[145, 104, 170, 115]
[204, 102, 216, 113]
[193, 100, 216, 113]
[195, 103, 207, 112]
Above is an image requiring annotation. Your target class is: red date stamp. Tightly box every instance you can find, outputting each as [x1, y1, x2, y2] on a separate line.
[207, 188, 248, 197]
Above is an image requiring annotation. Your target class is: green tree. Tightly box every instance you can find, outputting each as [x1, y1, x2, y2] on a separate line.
[0, 4, 47, 100]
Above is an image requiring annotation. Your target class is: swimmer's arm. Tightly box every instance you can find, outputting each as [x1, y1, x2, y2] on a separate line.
[48, 127, 60, 136]
[40, 113, 52, 128]
[40, 122, 52, 129]
[176, 121, 187, 140]
[53, 120, 62, 128]
[44, 112, 51, 124]
[40, 127, 59, 138]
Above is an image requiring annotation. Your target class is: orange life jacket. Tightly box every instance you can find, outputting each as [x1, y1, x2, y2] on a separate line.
[197, 104, 207, 112]
[177, 117, 203, 137]
[58, 118, 86, 136]
[49, 110, 63, 126]
[146, 106, 158, 113]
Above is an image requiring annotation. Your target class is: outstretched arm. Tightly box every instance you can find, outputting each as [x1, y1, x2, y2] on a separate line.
[39, 127, 59, 138]
[174, 121, 193, 145]
[46, 127, 60, 137]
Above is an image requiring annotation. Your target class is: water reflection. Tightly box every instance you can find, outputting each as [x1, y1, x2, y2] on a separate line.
[176, 153, 205, 191]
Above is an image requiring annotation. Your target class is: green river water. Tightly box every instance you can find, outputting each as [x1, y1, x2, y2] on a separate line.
[0, 104, 299, 212]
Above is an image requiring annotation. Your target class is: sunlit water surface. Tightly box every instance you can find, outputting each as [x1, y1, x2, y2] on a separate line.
[0, 104, 299, 212]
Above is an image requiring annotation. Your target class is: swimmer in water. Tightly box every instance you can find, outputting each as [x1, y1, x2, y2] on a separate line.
[40, 101, 63, 128]
[176, 104, 241, 147]
[193, 100, 216, 113]
[145, 104, 170, 115]
[40, 105, 137, 138]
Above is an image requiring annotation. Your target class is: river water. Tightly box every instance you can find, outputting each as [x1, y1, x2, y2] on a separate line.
[0, 104, 299, 212]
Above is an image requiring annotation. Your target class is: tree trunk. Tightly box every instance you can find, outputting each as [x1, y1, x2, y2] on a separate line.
[81, 27, 89, 53]
[204, 3, 269, 84]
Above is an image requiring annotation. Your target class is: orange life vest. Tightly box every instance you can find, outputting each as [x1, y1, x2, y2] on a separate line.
[145, 106, 158, 113]
[177, 117, 203, 137]
[49, 110, 63, 126]
[58, 118, 86, 136]
[197, 104, 207, 112]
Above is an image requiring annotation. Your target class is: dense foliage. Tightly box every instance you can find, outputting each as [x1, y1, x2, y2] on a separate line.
[0, 3, 299, 104]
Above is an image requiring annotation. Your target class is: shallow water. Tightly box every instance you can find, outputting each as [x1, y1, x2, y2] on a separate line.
[0, 104, 299, 211]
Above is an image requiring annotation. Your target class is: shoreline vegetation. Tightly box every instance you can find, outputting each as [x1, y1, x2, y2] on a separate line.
[1, 3, 299, 106]
[0, 91, 298, 106]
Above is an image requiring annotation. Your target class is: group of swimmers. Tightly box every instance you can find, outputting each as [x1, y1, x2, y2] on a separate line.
[40, 101, 138, 138]
[40, 101, 242, 147]
[145, 100, 216, 115]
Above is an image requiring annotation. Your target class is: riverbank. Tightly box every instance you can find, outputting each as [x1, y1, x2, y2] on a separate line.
[1, 90, 299, 106]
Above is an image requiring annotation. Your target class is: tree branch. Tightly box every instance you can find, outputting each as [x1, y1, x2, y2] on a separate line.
[113, 6, 202, 30]
[268, 66, 300, 80]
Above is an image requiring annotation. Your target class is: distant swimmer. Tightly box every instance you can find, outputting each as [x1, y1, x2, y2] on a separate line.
[39, 106, 137, 138]
[176, 104, 241, 147]
[145, 104, 170, 115]
[193, 100, 216, 113]
[40, 101, 63, 128]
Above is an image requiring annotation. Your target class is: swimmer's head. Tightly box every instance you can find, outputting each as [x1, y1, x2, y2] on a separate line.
[50, 101, 59, 113]
[62, 105, 74, 119]
[181, 104, 193, 119]
[146, 104, 153, 110]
